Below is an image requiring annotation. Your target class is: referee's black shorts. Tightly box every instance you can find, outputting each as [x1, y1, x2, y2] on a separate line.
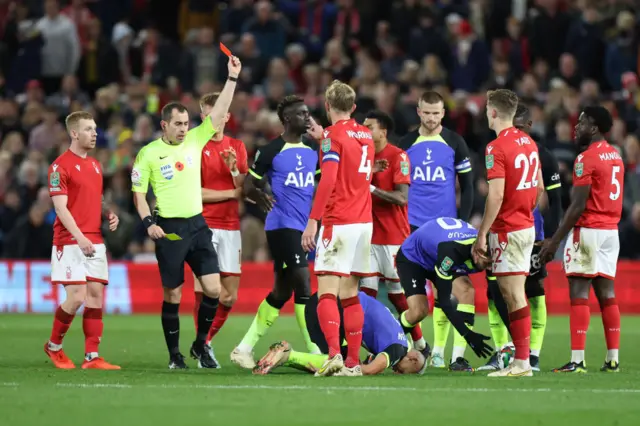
[154, 214, 219, 289]
[304, 293, 347, 357]
[266, 228, 308, 272]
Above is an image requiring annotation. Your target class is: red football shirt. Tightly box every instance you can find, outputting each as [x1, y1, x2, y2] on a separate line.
[485, 127, 539, 233]
[201, 135, 248, 230]
[573, 141, 624, 229]
[48, 150, 103, 245]
[371, 144, 411, 245]
[318, 119, 375, 225]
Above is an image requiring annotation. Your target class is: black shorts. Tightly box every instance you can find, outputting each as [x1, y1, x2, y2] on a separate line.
[528, 244, 548, 279]
[304, 293, 346, 357]
[266, 228, 308, 272]
[396, 248, 436, 298]
[154, 214, 219, 289]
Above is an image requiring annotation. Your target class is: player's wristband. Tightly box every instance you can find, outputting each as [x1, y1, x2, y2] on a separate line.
[370, 185, 376, 193]
[228, 76, 238, 82]
[230, 169, 240, 177]
[142, 216, 155, 229]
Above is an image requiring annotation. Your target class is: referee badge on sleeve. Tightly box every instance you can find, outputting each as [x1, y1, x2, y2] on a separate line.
[131, 168, 141, 186]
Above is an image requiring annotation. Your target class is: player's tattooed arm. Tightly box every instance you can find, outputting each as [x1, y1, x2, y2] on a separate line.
[101, 197, 119, 231]
[371, 183, 408, 206]
[539, 184, 590, 263]
[360, 354, 388, 375]
[457, 170, 474, 221]
[244, 172, 273, 212]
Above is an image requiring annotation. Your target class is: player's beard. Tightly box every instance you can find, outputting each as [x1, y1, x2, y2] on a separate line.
[422, 121, 440, 133]
[576, 137, 591, 152]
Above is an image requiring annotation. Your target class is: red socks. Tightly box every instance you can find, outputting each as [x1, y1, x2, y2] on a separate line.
[387, 292, 423, 342]
[207, 303, 232, 343]
[50, 305, 75, 345]
[600, 298, 620, 351]
[360, 287, 378, 298]
[317, 294, 341, 358]
[83, 307, 103, 354]
[509, 305, 531, 361]
[341, 296, 364, 368]
[193, 292, 203, 330]
[570, 298, 590, 351]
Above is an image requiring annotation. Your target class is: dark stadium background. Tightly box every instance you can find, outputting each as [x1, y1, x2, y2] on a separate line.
[0, 0, 639, 313]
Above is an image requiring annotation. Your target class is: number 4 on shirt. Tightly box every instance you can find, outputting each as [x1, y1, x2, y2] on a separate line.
[358, 145, 372, 180]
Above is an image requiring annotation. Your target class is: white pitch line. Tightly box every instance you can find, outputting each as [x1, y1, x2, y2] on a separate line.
[1, 382, 639, 394]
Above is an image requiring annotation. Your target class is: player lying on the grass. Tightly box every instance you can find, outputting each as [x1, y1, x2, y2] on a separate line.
[539, 106, 622, 373]
[230, 96, 323, 369]
[359, 110, 428, 354]
[253, 292, 428, 376]
[478, 103, 562, 372]
[394, 217, 494, 361]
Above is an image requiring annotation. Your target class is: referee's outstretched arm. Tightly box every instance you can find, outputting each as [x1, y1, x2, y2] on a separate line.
[208, 56, 242, 134]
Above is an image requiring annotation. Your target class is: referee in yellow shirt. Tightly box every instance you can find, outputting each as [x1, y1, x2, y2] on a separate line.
[131, 56, 242, 369]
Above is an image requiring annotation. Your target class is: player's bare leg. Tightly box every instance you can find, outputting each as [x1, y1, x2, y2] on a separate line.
[553, 277, 590, 373]
[80, 281, 120, 370]
[206, 275, 238, 367]
[488, 275, 533, 377]
[449, 279, 475, 372]
[45, 284, 86, 369]
[384, 280, 427, 352]
[593, 277, 620, 372]
[359, 276, 379, 298]
[400, 294, 430, 362]
[190, 273, 221, 368]
[315, 275, 344, 376]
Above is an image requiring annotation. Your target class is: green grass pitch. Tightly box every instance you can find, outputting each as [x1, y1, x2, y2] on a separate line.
[1, 314, 639, 426]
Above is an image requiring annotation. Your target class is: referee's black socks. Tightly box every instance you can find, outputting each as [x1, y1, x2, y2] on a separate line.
[161, 301, 181, 355]
[196, 295, 219, 346]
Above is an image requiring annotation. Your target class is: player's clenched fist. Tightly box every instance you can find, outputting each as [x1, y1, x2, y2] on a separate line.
[108, 212, 119, 231]
[78, 235, 96, 257]
[228, 55, 241, 77]
[147, 224, 166, 240]
[302, 219, 318, 252]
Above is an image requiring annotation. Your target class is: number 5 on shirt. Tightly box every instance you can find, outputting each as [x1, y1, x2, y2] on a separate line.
[610, 165, 621, 200]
